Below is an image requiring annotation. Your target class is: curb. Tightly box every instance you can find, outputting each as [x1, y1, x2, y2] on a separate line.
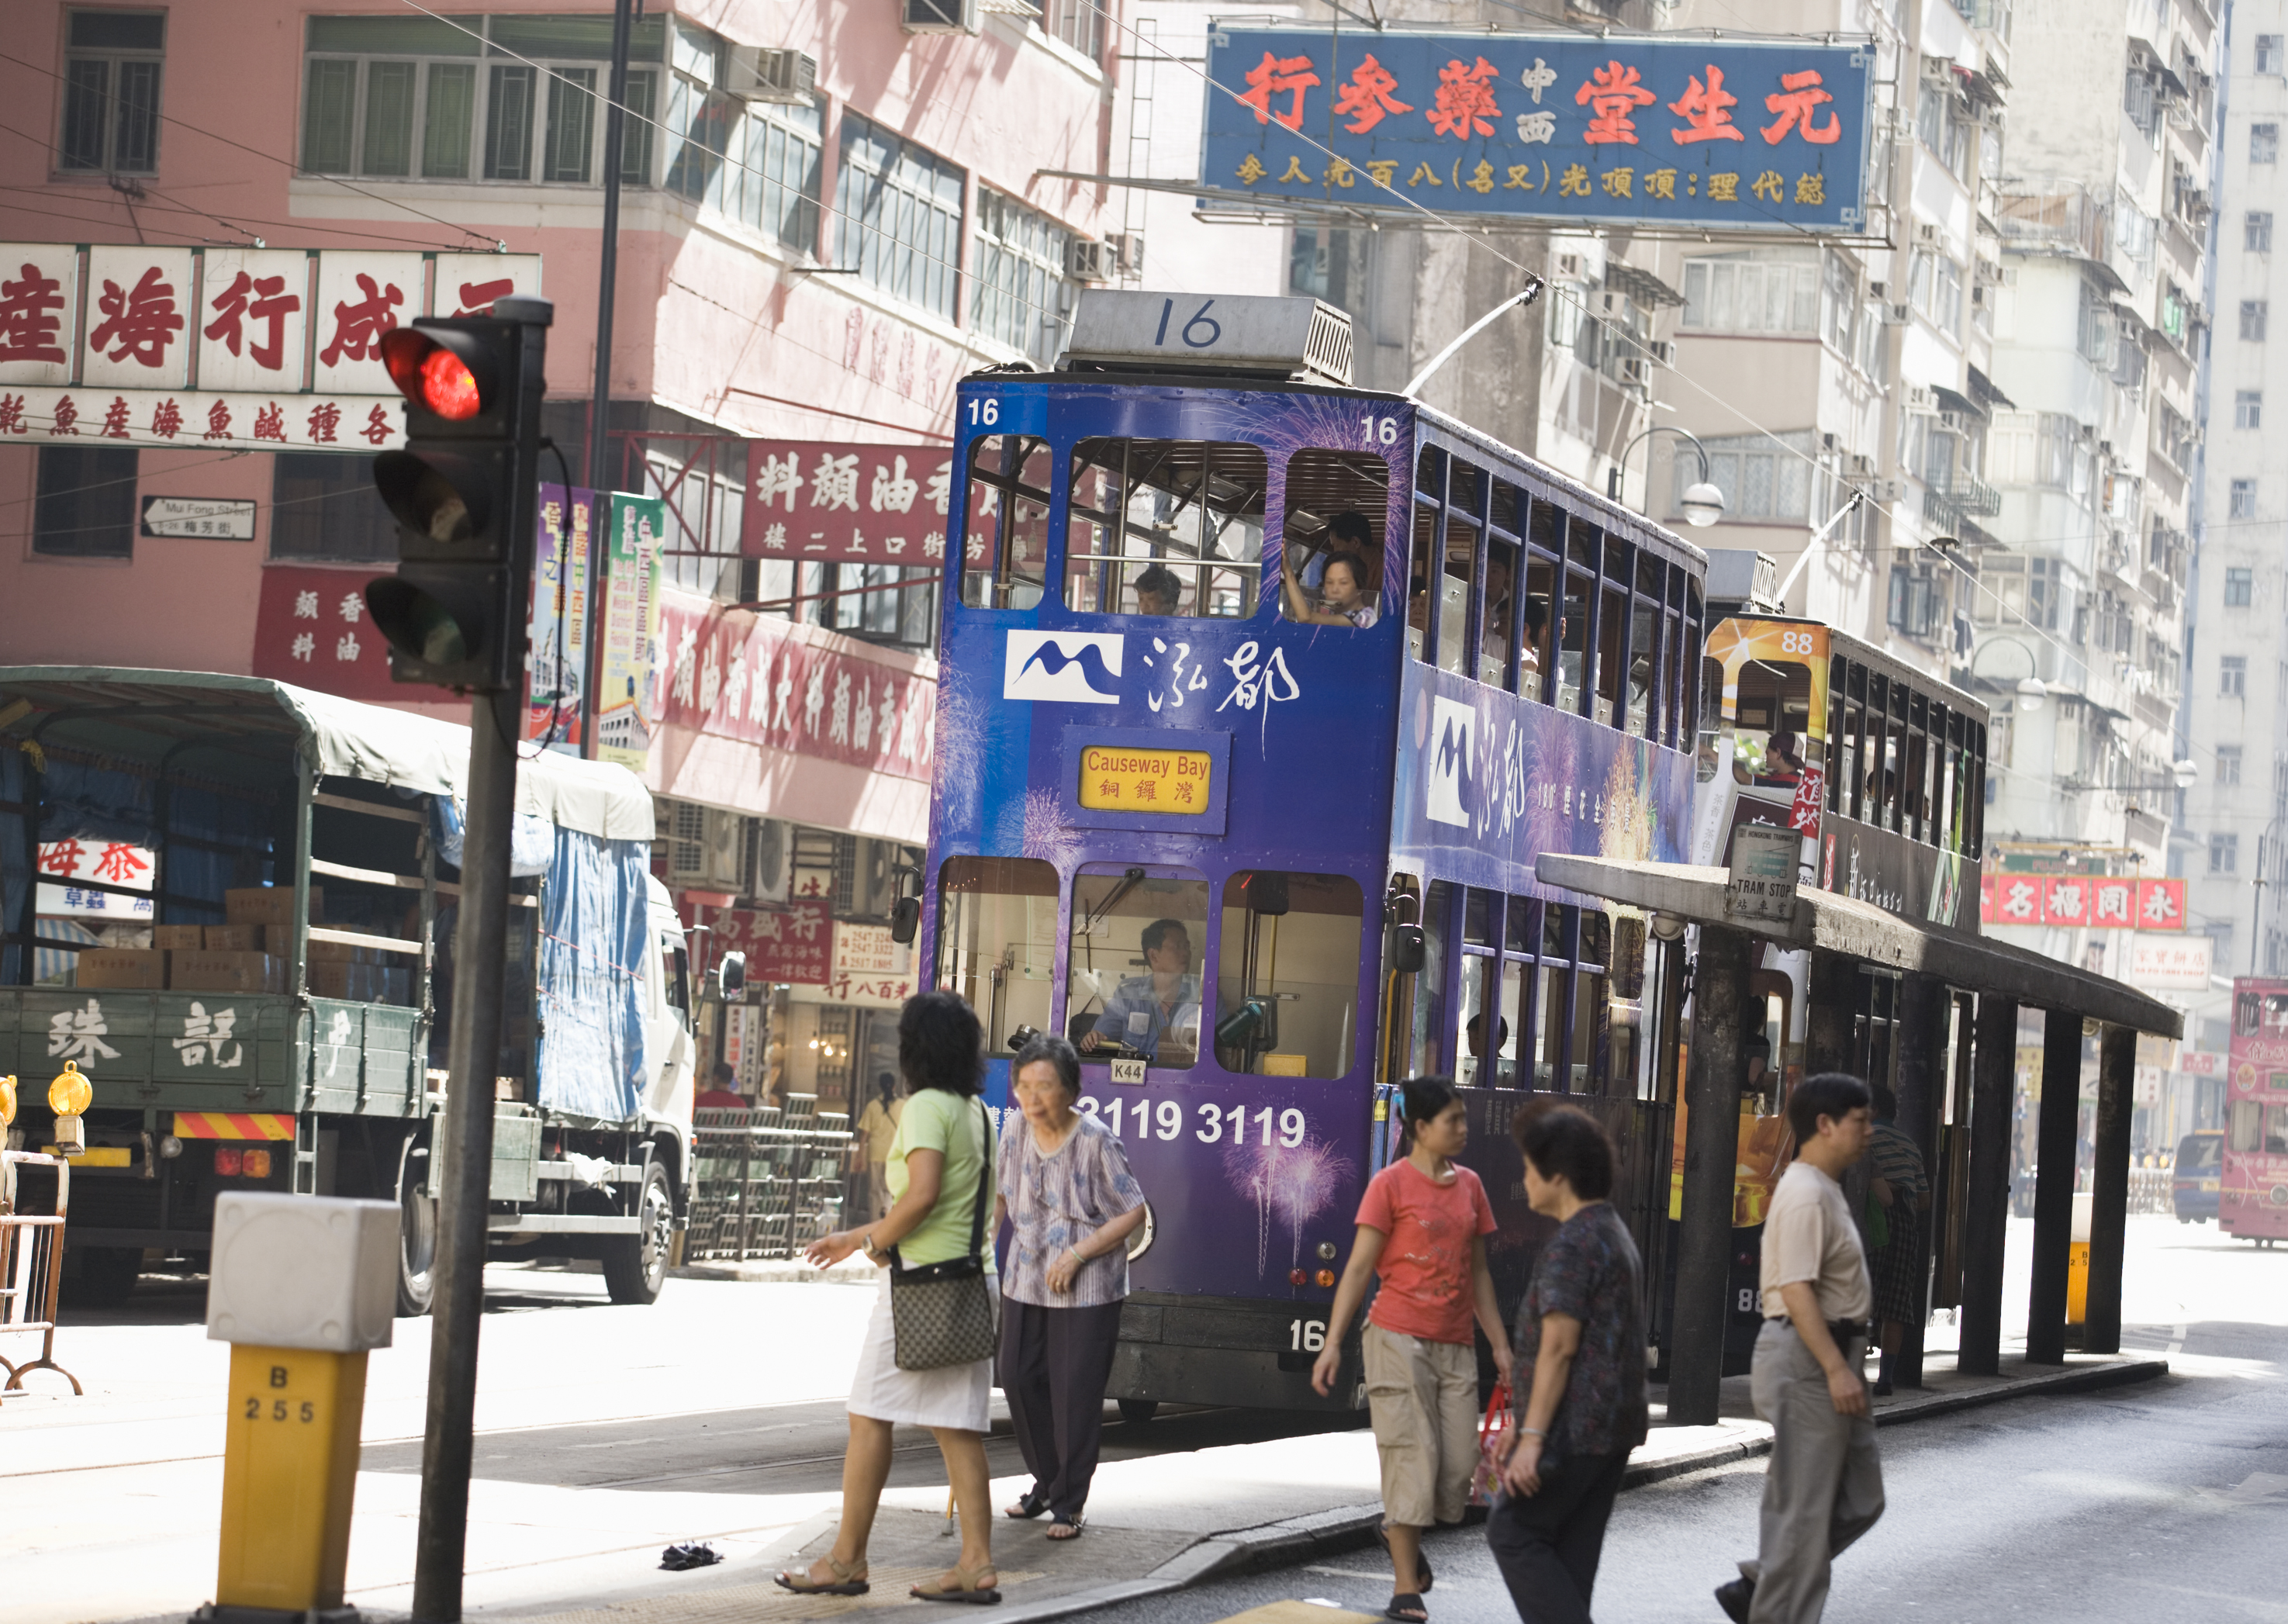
[1868, 1355, 2167, 1424]
[667, 1259, 877, 1285]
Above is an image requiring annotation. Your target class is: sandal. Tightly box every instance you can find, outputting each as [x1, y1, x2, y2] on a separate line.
[1385, 1594, 1428, 1622]
[1004, 1489, 1051, 1520]
[911, 1562, 1001, 1605]
[1046, 1512, 1086, 1540]
[1375, 1526, 1432, 1594]
[774, 1555, 869, 1596]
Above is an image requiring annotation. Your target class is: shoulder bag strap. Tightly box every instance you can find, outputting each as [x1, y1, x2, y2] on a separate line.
[966, 1099, 994, 1263]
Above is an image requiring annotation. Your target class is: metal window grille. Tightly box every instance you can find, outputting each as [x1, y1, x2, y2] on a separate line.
[58, 11, 164, 174]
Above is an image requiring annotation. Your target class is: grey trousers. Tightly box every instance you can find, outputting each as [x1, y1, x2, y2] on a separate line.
[996, 1297, 1123, 1520]
[1740, 1320, 1885, 1624]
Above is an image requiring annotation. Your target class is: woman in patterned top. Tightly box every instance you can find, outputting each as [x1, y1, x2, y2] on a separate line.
[1488, 1102, 1647, 1624]
[994, 1034, 1148, 1539]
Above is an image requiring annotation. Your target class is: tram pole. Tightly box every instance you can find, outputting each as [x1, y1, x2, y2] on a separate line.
[1958, 993, 2018, 1375]
[1670, 923, 1752, 1426]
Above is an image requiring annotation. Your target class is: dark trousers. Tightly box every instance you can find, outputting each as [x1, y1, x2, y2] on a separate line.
[1484, 1451, 1629, 1624]
[995, 1295, 1123, 1519]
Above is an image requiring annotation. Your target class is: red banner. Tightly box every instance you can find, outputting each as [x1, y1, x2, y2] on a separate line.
[654, 593, 935, 784]
[1979, 874, 2184, 930]
[251, 564, 403, 702]
[742, 439, 954, 566]
[683, 901, 834, 986]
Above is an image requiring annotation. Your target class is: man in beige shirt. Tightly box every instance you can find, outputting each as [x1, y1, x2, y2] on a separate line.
[1716, 1073, 1883, 1624]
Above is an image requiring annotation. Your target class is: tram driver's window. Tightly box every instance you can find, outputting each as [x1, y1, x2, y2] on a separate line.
[1732, 659, 1818, 786]
[1215, 870, 1363, 1079]
[1281, 449, 1390, 628]
[960, 437, 1052, 611]
[1067, 864, 1208, 1069]
[1064, 439, 1267, 618]
[935, 856, 1058, 1055]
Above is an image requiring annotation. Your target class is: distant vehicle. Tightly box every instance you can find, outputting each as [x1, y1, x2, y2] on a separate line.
[0, 670, 725, 1311]
[2173, 1130, 2222, 1223]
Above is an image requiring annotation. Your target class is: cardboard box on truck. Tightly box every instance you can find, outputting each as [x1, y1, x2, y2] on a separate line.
[224, 887, 323, 929]
[78, 948, 167, 988]
[203, 924, 265, 952]
[171, 951, 281, 995]
[153, 925, 205, 950]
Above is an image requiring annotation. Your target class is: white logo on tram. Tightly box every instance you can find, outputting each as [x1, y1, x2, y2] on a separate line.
[1427, 696, 1474, 828]
[1004, 631, 1124, 703]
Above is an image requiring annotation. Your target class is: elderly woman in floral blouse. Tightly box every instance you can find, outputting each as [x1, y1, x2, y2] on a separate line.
[994, 1034, 1148, 1541]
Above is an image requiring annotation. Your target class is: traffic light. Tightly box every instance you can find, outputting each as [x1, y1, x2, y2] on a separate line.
[365, 297, 552, 691]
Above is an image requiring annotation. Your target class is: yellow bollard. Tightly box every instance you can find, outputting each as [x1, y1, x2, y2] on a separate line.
[196, 1192, 399, 1624]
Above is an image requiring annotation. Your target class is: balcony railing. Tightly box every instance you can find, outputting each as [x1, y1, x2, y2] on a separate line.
[1924, 476, 2004, 530]
[1996, 181, 2110, 264]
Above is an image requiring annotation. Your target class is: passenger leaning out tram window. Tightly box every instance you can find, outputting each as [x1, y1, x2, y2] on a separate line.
[1283, 550, 1378, 628]
[1077, 918, 1202, 1065]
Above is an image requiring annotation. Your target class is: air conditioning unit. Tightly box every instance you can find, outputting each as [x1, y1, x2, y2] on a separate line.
[901, 0, 979, 33]
[1921, 54, 1957, 85]
[1617, 355, 1651, 388]
[1974, 259, 2003, 285]
[1882, 302, 1913, 325]
[1971, 283, 1989, 309]
[1066, 239, 1118, 282]
[1999, 265, 2019, 287]
[1914, 220, 1943, 247]
[1646, 339, 1676, 365]
[1906, 385, 1937, 412]
[725, 45, 817, 104]
[663, 801, 748, 890]
[1849, 452, 1877, 476]
[1872, 479, 1905, 503]
[1110, 232, 1146, 275]
[749, 817, 790, 904]
[1868, 280, 1889, 299]
[1555, 252, 1586, 282]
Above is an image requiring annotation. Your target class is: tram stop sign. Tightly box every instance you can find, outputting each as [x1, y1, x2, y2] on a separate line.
[1724, 823, 1800, 925]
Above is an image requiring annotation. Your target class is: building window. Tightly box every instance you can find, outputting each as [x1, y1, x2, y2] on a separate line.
[690, 95, 822, 251]
[2261, 35, 2286, 74]
[2246, 300, 2271, 341]
[2252, 212, 2276, 252]
[971, 190, 1077, 367]
[2233, 479, 2259, 518]
[2218, 745, 2245, 786]
[1671, 430, 1815, 522]
[2227, 567, 2256, 606]
[2222, 655, 2248, 695]
[2239, 391, 2266, 430]
[271, 452, 399, 561]
[2212, 832, 2240, 873]
[2255, 123, 2281, 164]
[301, 15, 662, 185]
[58, 10, 165, 174]
[33, 446, 138, 558]
[834, 113, 963, 323]
[1040, 0, 1104, 59]
[1679, 251, 1819, 335]
[1972, 555, 2065, 630]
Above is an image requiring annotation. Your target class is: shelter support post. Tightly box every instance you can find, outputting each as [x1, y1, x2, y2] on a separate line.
[1958, 993, 2017, 1376]
[2026, 1009, 2084, 1365]
[1804, 950, 1857, 1076]
[2082, 1024, 2136, 1353]
[1669, 923, 1752, 1426]
[1887, 971, 1948, 1388]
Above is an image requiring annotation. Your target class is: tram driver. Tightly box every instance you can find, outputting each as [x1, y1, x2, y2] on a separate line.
[1078, 917, 1202, 1065]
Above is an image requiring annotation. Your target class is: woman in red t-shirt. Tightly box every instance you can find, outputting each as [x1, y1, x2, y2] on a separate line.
[1313, 1077, 1513, 1622]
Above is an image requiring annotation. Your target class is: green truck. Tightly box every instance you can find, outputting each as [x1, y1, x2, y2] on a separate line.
[1, 669, 721, 1311]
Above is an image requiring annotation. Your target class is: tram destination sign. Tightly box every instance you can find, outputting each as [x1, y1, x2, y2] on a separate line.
[1725, 823, 1801, 925]
[1201, 29, 1874, 233]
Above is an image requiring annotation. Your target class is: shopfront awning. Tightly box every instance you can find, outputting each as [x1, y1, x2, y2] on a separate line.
[1535, 853, 2183, 1037]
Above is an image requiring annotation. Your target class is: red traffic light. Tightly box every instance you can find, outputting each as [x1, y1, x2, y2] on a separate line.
[380, 327, 493, 421]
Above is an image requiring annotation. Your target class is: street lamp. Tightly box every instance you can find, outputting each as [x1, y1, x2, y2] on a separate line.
[2016, 676, 2048, 714]
[1609, 424, 1725, 527]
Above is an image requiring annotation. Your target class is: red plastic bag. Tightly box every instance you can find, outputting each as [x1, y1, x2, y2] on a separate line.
[1470, 1380, 1512, 1506]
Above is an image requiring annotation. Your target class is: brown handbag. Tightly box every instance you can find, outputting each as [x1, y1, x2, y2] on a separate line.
[887, 1100, 998, 1371]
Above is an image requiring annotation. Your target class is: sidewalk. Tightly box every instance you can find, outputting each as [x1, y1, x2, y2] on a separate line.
[453, 1349, 2164, 1624]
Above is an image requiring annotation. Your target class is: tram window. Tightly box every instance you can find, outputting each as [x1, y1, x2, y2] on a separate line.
[1063, 438, 1267, 619]
[1522, 555, 1557, 702]
[1569, 914, 1611, 1094]
[1217, 869, 1363, 1080]
[1626, 596, 1661, 738]
[1407, 879, 1452, 1075]
[1735, 661, 1816, 785]
[1506, 895, 1538, 952]
[1698, 656, 1725, 782]
[1567, 523, 1598, 571]
[935, 855, 1058, 1055]
[1458, 953, 1502, 1087]
[1464, 887, 1493, 944]
[1490, 480, 1521, 535]
[1407, 507, 1436, 661]
[960, 437, 1052, 610]
[1594, 583, 1627, 727]
[1281, 448, 1390, 629]
[1492, 960, 1526, 1087]
[1481, 535, 1519, 688]
[1067, 863, 1208, 1069]
[1440, 518, 1478, 676]
[2229, 1098, 2261, 1153]
[1559, 569, 1592, 714]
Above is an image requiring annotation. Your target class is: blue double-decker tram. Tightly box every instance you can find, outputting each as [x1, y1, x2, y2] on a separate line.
[919, 292, 1704, 1412]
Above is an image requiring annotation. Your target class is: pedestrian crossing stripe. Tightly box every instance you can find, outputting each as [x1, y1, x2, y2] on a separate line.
[171, 1111, 294, 1141]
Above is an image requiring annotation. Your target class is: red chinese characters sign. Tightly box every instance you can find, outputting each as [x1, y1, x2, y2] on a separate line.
[1979, 874, 2186, 931]
[250, 565, 405, 703]
[743, 441, 954, 567]
[655, 592, 937, 784]
[686, 902, 835, 986]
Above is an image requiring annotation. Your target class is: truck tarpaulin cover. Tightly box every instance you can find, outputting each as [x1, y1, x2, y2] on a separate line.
[538, 824, 651, 1119]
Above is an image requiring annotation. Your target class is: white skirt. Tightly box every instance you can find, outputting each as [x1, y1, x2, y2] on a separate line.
[847, 1265, 999, 1432]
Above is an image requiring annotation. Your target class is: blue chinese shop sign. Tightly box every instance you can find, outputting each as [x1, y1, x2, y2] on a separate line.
[1200, 29, 1875, 233]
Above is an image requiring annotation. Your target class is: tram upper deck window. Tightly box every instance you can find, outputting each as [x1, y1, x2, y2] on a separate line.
[1067, 864, 1208, 1068]
[1558, 550, 1595, 715]
[1481, 534, 1520, 687]
[1733, 657, 1820, 786]
[1064, 439, 1267, 618]
[936, 856, 1058, 1055]
[1280, 449, 1389, 628]
[1215, 869, 1363, 1079]
[960, 437, 1052, 610]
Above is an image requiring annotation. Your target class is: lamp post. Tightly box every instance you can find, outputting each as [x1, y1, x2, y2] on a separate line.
[1606, 423, 1725, 527]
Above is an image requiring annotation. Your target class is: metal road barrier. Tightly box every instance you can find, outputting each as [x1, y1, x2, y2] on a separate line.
[685, 1098, 859, 1262]
[2, 1150, 83, 1401]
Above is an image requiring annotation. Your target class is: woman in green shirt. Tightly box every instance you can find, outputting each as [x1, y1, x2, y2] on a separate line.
[779, 991, 1003, 1605]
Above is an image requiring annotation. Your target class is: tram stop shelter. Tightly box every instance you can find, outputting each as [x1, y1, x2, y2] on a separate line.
[1536, 853, 2184, 1426]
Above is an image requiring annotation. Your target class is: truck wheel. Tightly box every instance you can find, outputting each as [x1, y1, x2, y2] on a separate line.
[1118, 1399, 1159, 1425]
[66, 1246, 143, 1307]
[396, 1136, 437, 1317]
[603, 1162, 672, 1305]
